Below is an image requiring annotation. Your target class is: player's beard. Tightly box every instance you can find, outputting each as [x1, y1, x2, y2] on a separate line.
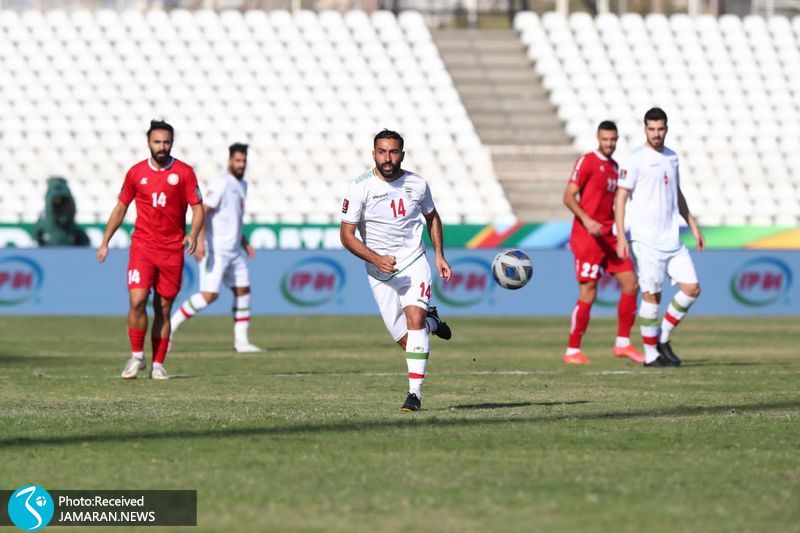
[230, 167, 245, 179]
[151, 149, 171, 166]
[375, 161, 400, 179]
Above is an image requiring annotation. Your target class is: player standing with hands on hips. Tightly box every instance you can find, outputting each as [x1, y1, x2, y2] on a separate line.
[97, 120, 205, 380]
[340, 130, 453, 412]
[615, 108, 705, 367]
[170, 143, 262, 353]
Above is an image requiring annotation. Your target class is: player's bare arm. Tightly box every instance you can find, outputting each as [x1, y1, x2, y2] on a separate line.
[563, 182, 602, 236]
[614, 187, 630, 259]
[97, 200, 129, 263]
[242, 234, 255, 260]
[192, 204, 214, 261]
[184, 203, 205, 256]
[677, 187, 705, 251]
[340, 221, 397, 274]
[424, 209, 451, 281]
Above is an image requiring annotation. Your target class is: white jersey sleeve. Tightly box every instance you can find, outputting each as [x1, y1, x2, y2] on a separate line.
[617, 152, 639, 191]
[421, 182, 435, 216]
[340, 177, 366, 225]
[204, 174, 225, 210]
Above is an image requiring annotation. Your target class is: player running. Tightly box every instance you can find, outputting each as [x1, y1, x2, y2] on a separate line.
[615, 108, 705, 368]
[562, 121, 643, 365]
[340, 130, 452, 412]
[170, 143, 262, 353]
[97, 120, 205, 380]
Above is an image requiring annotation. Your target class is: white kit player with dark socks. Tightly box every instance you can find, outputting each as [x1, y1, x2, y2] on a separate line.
[340, 130, 453, 412]
[170, 143, 262, 353]
[614, 108, 705, 368]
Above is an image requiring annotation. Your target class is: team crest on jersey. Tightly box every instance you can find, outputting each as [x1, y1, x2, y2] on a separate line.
[404, 187, 414, 202]
[664, 172, 669, 184]
[600, 165, 605, 171]
[167, 173, 179, 186]
[140, 177, 148, 185]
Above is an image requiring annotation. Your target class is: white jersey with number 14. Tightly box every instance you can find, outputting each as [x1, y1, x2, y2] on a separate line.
[340, 169, 436, 280]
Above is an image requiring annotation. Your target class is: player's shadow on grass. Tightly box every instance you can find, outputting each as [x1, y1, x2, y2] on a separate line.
[682, 359, 764, 367]
[4, 400, 798, 449]
[450, 400, 590, 411]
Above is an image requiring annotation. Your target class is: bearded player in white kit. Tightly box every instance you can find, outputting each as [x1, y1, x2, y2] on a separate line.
[170, 143, 262, 353]
[615, 108, 705, 368]
[340, 130, 453, 412]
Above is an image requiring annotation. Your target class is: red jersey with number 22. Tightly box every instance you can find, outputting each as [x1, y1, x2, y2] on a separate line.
[569, 151, 618, 238]
[119, 158, 202, 252]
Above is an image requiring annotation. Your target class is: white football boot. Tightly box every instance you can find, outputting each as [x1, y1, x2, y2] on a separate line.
[150, 364, 170, 380]
[121, 357, 146, 379]
[234, 343, 264, 353]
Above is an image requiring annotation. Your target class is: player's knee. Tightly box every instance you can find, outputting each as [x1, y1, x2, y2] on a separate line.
[685, 284, 701, 298]
[130, 299, 147, 314]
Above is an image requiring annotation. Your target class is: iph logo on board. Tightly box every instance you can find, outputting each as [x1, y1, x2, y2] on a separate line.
[280, 257, 345, 307]
[0, 256, 44, 306]
[433, 257, 493, 307]
[730, 257, 792, 307]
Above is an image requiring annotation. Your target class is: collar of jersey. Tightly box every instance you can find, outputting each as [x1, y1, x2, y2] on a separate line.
[148, 157, 175, 171]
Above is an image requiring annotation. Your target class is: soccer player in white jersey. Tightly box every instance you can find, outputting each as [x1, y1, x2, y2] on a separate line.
[170, 143, 262, 353]
[615, 108, 705, 367]
[340, 130, 453, 412]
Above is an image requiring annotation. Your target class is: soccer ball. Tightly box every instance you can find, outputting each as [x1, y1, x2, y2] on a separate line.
[491, 249, 533, 290]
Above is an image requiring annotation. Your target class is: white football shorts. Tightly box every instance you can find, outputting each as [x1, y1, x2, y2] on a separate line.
[631, 241, 698, 295]
[199, 251, 250, 293]
[368, 254, 432, 341]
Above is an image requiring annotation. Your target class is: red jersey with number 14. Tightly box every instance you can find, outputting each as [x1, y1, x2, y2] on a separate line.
[569, 151, 619, 237]
[119, 158, 202, 251]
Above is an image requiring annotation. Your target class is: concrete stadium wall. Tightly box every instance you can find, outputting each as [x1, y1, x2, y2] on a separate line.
[0, 249, 797, 316]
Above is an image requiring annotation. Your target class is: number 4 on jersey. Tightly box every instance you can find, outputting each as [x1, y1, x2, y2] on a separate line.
[390, 198, 406, 218]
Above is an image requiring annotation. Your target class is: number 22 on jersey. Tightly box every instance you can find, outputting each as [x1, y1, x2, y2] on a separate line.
[390, 198, 406, 218]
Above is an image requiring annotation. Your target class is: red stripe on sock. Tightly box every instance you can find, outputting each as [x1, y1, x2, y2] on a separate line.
[664, 313, 680, 326]
[408, 373, 425, 379]
[642, 335, 658, 345]
[234, 317, 250, 323]
[180, 306, 192, 319]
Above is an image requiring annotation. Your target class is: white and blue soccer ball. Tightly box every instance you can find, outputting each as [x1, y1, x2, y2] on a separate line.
[491, 249, 533, 290]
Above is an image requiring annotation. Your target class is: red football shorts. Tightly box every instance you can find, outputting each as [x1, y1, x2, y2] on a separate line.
[127, 243, 184, 300]
[570, 232, 634, 282]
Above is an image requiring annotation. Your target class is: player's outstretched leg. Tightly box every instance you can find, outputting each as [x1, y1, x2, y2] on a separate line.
[657, 288, 698, 366]
[563, 300, 592, 364]
[402, 329, 429, 412]
[169, 293, 209, 347]
[233, 293, 262, 352]
[425, 306, 451, 340]
[611, 292, 644, 363]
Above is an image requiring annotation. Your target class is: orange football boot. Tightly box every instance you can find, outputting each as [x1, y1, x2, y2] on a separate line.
[562, 352, 592, 365]
[612, 344, 645, 363]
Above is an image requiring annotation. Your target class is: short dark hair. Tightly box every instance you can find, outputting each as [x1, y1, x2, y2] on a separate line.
[597, 120, 617, 132]
[229, 143, 249, 157]
[644, 107, 668, 124]
[147, 119, 174, 139]
[373, 129, 404, 151]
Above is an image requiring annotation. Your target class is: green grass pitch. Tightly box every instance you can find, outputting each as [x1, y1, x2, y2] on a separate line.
[1, 315, 798, 532]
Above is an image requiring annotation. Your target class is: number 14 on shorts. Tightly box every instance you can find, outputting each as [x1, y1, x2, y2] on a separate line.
[128, 269, 141, 284]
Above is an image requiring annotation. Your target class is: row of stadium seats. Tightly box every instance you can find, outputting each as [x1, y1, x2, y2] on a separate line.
[0, 9, 514, 225]
[516, 11, 800, 226]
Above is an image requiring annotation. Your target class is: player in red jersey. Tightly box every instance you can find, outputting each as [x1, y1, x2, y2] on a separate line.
[561, 121, 643, 364]
[97, 120, 205, 380]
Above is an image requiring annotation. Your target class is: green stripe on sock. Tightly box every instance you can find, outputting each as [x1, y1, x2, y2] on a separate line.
[671, 298, 689, 313]
[639, 317, 659, 327]
[233, 306, 250, 311]
[186, 300, 197, 313]
[405, 352, 429, 360]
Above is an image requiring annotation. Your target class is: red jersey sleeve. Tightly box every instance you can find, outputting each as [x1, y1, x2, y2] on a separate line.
[569, 154, 592, 189]
[119, 166, 137, 205]
[184, 167, 202, 206]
